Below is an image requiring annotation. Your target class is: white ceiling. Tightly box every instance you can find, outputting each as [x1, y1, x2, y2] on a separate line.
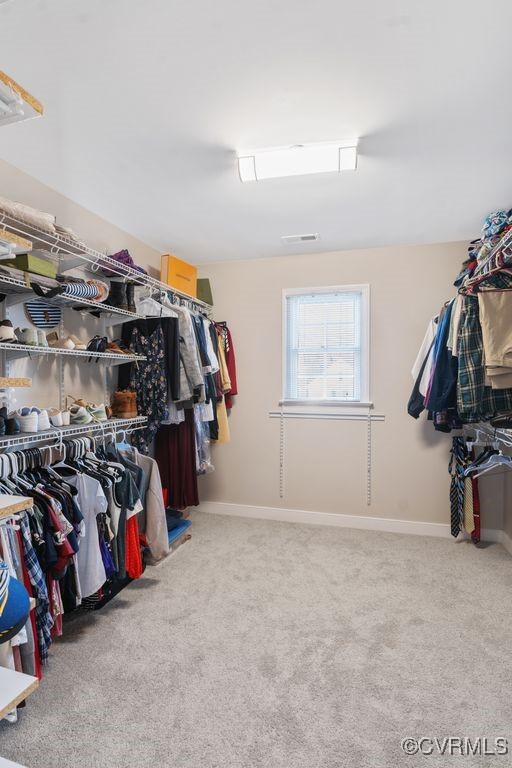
[1, 0, 512, 263]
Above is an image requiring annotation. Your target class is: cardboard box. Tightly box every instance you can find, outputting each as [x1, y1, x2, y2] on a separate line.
[3, 251, 57, 279]
[161, 254, 197, 297]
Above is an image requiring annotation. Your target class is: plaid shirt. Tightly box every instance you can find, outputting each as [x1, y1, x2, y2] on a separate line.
[457, 274, 512, 421]
[20, 515, 53, 665]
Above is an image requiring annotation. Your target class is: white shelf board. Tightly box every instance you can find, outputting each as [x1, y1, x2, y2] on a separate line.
[0, 495, 33, 519]
[0, 667, 38, 720]
[0, 757, 29, 768]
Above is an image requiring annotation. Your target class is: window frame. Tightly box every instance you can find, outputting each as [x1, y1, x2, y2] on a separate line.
[281, 284, 371, 407]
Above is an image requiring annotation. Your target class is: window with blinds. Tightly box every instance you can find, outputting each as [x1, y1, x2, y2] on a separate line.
[284, 286, 369, 403]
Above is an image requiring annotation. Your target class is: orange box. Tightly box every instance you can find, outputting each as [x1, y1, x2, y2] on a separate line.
[160, 254, 197, 297]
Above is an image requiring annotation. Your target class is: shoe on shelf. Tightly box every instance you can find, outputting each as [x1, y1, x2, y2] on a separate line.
[15, 327, 38, 346]
[67, 396, 87, 408]
[108, 281, 129, 311]
[37, 330, 48, 347]
[48, 408, 64, 427]
[16, 408, 39, 433]
[6, 414, 20, 435]
[126, 283, 136, 314]
[0, 320, 16, 343]
[31, 407, 51, 431]
[107, 340, 130, 354]
[87, 403, 109, 422]
[47, 333, 75, 350]
[68, 335, 86, 350]
[0, 405, 19, 436]
[68, 405, 93, 425]
[110, 389, 138, 419]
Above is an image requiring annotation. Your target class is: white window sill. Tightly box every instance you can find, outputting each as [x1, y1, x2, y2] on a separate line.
[278, 399, 374, 409]
[271, 400, 379, 421]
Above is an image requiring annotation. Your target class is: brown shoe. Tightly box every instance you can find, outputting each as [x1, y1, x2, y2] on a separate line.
[111, 389, 138, 419]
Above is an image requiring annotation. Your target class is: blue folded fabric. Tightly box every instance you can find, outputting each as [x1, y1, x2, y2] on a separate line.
[0, 560, 30, 645]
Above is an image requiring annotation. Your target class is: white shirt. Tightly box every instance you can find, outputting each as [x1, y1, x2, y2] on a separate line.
[66, 473, 108, 599]
[411, 316, 438, 396]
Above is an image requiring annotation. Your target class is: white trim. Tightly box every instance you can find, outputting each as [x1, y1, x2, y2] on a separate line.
[497, 528, 512, 556]
[281, 283, 370, 404]
[198, 501, 510, 548]
[279, 399, 374, 408]
[198, 501, 453, 536]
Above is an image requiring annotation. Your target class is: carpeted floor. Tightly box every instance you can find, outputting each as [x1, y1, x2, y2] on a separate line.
[1, 510, 511, 768]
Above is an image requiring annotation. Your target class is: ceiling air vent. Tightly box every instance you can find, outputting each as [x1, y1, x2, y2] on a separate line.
[281, 233, 320, 245]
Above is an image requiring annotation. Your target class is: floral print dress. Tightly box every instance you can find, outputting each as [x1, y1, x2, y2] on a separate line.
[128, 325, 168, 454]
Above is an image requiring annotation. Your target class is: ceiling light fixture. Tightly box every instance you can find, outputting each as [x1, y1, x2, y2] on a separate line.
[237, 140, 358, 182]
[0, 71, 43, 128]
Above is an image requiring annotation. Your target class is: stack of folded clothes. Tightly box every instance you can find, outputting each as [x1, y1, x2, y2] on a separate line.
[165, 508, 184, 532]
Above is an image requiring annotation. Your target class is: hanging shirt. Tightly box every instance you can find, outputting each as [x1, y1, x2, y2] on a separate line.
[411, 316, 438, 396]
[65, 473, 108, 598]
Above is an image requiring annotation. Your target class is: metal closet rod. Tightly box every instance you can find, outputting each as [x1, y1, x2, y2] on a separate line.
[0, 211, 211, 311]
[0, 416, 147, 450]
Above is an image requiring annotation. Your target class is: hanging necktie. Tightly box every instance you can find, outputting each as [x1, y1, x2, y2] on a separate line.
[449, 436, 466, 537]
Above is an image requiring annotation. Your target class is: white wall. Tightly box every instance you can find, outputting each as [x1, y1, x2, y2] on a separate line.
[198, 242, 504, 531]
[0, 158, 161, 411]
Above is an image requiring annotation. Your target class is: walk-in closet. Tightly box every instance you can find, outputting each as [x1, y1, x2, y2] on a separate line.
[1, 2, 512, 767]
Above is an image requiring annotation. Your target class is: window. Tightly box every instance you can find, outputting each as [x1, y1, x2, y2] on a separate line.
[283, 285, 370, 404]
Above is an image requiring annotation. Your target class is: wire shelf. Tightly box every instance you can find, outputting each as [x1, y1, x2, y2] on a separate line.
[0, 342, 146, 364]
[0, 272, 146, 320]
[0, 416, 147, 449]
[0, 210, 211, 311]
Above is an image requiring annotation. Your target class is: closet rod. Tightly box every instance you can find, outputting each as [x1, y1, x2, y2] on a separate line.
[0, 416, 147, 450]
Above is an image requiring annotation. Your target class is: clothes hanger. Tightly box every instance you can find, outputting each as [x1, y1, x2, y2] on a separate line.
[473, 451, 512, 479]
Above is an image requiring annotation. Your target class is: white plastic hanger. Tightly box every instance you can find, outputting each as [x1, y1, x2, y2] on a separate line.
[474, 451, 512, 478]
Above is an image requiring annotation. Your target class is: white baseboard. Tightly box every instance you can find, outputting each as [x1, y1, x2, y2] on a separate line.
[500, 529, 512, 555]
[197, 501, 439, 538]
[197, 501, 509, 547]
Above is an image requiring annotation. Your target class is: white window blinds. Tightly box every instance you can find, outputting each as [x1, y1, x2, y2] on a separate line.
[285, 289, 365, 402]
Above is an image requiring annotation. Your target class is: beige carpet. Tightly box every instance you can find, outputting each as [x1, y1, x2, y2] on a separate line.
[1, 510, 511, 768]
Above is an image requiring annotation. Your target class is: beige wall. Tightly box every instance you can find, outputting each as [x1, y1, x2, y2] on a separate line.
[199, 242, 504, 530]
[0, 158, 160, 274]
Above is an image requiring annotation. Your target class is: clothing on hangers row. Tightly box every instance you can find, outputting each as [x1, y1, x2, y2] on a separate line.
[409, 209, 512, 430]
[117, 296, 238, 508]
[0, 433, 168, 683]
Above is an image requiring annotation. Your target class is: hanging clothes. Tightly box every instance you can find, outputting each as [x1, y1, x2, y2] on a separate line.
[127, 324, 169, 453]
[156, 409, 199, 509]
[216, 322, 238, 410]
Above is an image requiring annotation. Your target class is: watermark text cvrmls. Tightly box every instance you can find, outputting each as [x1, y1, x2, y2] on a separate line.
[401, 737, 508, 757]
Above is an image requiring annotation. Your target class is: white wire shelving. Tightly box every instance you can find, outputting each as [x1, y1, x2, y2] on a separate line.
[0, 342, 146, 365]
[0, 416, 147, 449]
[0, 272, 146, 323]
[0, 209, 211, 311]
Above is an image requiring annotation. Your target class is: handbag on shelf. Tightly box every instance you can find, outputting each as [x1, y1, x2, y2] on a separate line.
[97, 249, 147, 278]
[87, 335, 108, 354]
[24, 299, 62, 329]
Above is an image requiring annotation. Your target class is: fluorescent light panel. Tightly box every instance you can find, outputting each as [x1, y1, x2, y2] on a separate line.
[238, 140, 358, 182]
